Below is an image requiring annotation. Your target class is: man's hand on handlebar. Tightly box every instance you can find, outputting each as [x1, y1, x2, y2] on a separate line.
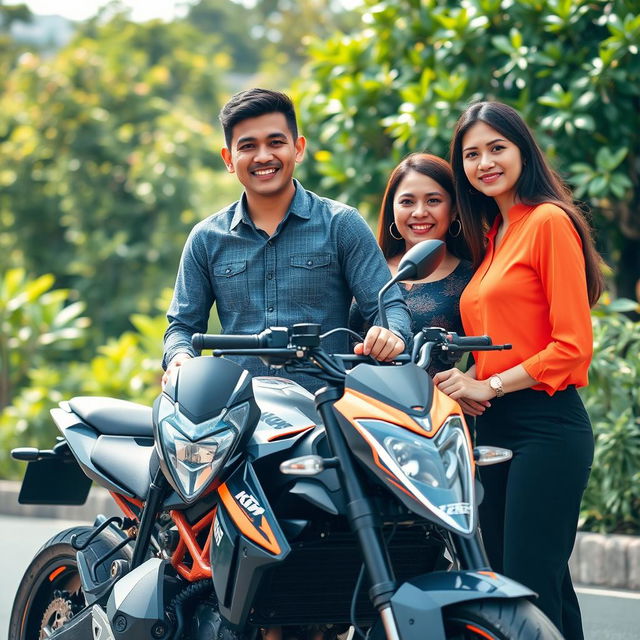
[353, 326, 405, 362]
[162, 352, 192, 389]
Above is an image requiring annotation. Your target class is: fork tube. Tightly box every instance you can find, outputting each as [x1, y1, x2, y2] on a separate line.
[314, 386, 397, 611]
[131, 467, 167, 569]
[454, 532, 491, 571]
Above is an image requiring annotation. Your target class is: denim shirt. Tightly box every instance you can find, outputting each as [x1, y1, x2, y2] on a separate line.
[163, 180, 412, 390]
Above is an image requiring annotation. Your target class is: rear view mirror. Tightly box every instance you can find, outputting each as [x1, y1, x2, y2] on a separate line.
[377, 240, 446, 328]
[395, 239, 446, 282]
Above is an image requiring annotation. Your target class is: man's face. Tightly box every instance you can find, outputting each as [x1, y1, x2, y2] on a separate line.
[221, 112, 305, 199]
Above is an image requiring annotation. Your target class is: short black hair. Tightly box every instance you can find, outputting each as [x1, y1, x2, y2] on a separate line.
[219, 88, 298, 148]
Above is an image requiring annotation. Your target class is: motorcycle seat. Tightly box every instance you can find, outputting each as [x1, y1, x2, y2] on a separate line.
[68, 396, 154, 437]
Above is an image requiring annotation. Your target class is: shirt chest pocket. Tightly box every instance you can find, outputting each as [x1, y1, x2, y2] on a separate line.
[289, 253, 332, 305]
[213, 260, 249, 313]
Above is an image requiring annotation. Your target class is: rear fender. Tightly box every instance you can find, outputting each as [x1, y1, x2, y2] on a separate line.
[389, 570, 535, 640]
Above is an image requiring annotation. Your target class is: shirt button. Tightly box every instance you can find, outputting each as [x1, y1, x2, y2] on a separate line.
[267, 306, 274, 313]
[225, 268, 231, 274]
[267, 272, 273, 280]
[306, 260, 313, 266]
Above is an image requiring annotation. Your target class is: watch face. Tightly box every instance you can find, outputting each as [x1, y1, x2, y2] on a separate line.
[490, 377, 499, 390]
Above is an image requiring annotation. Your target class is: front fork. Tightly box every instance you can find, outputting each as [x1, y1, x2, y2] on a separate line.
[315, 386, 401, 640]
[314, 386, 493, 640]
[454, 533, 491, 571]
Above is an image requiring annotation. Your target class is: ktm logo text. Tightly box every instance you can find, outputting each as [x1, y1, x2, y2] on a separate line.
[235, 490, 265, 516]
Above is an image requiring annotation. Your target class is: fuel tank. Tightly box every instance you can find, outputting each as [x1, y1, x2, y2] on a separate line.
[250, 377, 321, 444]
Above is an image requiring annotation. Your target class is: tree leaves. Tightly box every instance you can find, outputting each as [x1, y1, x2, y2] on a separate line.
[295, 0, 640, 255]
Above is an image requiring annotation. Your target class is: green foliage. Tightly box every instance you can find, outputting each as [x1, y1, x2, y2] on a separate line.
[295, 0, 640, 296]
[0, 1, 33, 91]
[185, 0, 360, 84]
[579, 297, 640, 534]
[0, 12, 229, 341]
[0, 268, 89, 409]
[0, 286, 172, 478]
[184, 0, 262, 74]
[0, 270, 89, 477]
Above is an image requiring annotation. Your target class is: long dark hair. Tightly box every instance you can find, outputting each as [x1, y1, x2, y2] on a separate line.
[449, 101, 603, 306]
[376, 153, 469, 260]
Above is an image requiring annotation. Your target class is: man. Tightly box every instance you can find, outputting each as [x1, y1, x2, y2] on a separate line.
[162, 88, 411, 390]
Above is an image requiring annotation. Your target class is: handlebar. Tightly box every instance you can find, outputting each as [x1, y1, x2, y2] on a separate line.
[192, 327, 289, 352]
[192, 333, 262, 351]
[192, 326, 510, 382]
[448, 334, 492, 347]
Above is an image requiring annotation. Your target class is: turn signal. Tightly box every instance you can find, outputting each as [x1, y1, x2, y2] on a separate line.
[280, 455, 325, 476]
[473, 446, 512, 466]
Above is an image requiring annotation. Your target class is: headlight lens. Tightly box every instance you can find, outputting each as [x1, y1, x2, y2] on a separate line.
[157, 399, 250, 502]
[356, 417, 474, 534]
[384, 437, 442, 487]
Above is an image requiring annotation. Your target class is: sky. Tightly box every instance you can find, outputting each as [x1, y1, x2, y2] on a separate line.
[6, 0, 198, 22]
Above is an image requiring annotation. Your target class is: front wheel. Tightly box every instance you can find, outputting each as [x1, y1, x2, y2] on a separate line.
[443, 598, 563, 639]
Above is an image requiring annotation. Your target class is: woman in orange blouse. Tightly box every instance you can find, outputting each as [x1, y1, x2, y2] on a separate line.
[434, 101, 603, 640]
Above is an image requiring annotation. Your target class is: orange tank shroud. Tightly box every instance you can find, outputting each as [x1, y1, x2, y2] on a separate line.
[335, 386, 475, 470]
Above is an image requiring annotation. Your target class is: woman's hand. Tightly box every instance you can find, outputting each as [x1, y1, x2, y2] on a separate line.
[456, 398, 490, 417]
[433, 368, 494, 416]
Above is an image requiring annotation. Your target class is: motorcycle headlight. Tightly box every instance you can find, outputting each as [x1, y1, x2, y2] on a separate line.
[355, 416, 475, 534]
[157, 398, 250, 502]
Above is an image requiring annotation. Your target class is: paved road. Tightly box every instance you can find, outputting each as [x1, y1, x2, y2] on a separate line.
[2, 516, 639, 639]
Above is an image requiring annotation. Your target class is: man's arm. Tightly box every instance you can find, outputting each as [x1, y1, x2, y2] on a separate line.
[337, 209, 412, 359]
[162, 226, 215, 383]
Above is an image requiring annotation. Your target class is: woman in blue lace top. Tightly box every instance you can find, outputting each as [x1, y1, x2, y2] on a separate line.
[350, 153, 473, 377]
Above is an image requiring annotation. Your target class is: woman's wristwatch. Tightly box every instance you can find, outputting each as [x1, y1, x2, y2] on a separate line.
[489, 374, 505, 398]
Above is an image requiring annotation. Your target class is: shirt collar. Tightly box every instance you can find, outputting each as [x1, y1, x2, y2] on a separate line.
[487, 203, 535, 238]
[229, 179, 311, 231]
[509, 202, 535, 223]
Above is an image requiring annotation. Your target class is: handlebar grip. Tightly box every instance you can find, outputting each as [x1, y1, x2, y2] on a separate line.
[449, 334, 492, 347]
[192, 333, 261, 351]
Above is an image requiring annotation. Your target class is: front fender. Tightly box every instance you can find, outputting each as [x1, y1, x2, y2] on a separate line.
[389, 570, 535, 640]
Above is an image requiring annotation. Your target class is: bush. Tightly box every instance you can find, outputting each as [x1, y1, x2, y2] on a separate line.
[579, 298, 640, 534]
[0, 287, 170, 478]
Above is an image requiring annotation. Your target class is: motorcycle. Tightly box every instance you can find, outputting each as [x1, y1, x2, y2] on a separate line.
[9, 239, 562, 640]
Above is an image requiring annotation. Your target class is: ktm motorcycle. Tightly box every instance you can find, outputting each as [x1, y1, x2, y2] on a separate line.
[9, 240, 562, 640]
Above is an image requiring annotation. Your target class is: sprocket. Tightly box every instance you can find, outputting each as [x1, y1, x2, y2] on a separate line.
[39, 592, 78, 639]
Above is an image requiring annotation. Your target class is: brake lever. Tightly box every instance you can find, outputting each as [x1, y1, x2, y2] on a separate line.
[416, 343, 435, 370]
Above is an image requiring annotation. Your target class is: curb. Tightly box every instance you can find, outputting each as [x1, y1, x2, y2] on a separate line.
[2, 481, 638, 591]
[571, 531, 640, 591]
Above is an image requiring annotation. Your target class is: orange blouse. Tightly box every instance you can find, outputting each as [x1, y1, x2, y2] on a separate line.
[460, 202, 593, 395]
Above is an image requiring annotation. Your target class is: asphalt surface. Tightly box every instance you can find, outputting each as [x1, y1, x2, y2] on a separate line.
[2, 516, 639, 640]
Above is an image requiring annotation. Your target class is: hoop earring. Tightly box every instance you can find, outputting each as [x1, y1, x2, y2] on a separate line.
[389, 221, 403, 241]
[449, 218, 462, 238]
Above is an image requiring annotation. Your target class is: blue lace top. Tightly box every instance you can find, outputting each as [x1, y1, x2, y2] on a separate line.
[350, 259, 474, 376]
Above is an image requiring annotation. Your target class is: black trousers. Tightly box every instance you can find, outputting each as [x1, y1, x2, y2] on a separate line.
[475, 386, 593, 640]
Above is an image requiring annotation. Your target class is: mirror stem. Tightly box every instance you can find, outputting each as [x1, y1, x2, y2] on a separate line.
[377, 266, 412, 330]
[377, 284, 391, 329]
